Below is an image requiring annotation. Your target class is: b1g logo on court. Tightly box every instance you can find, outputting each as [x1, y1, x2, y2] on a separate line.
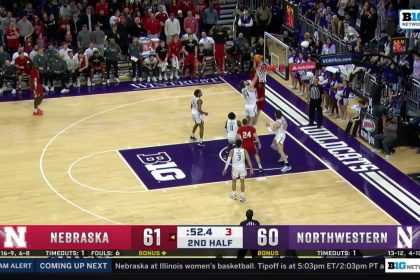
[400, 10, 420, 29]
[0, 226, 27, 248]
[137, 152, 186, 182]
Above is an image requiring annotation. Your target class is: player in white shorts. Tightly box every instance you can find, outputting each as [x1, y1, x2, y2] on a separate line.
[224, 112, 242, 155]
[240, 76, 258, 126]
[190, 89, 208, 146]
[222, 139, 253, 202]
[266, 109, 292, 173]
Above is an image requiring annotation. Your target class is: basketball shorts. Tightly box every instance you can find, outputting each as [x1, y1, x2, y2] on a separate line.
[232, 168, 247, 179]
[227, 134, 237, 144]
[192, 113, 204, 124]
[245, 104, 257, 118]
[275, 132, 286, 145]
[243, 143, 257, 155]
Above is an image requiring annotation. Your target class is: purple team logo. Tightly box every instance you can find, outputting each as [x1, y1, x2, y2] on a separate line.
[119, 135, 326, 190]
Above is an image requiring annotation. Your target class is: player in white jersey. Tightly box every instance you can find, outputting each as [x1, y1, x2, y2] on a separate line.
[190, 89, 208, 146]
[240, 75, 258, 126]
[224, 112, 242, 155]
[223, 139, 253, 202]
[266, 109, 292, 172]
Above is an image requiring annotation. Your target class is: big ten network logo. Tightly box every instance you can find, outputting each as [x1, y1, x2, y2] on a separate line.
[397, 226, 413, 249]
[400, 10, 420, 29]
[137, 152, 186, 182]
[0, 226, 27, 248]
[385, 259, 420, 273]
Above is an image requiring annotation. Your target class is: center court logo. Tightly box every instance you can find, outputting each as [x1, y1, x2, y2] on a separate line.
[399, 10, 420, 29]
[385, 259, 420, 273]
[137, 152, 186, 182]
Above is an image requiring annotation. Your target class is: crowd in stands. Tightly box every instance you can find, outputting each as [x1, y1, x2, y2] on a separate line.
[0, 0, 269, 96]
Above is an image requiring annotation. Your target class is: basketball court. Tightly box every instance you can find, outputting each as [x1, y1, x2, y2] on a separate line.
[1, 74, 418, 226]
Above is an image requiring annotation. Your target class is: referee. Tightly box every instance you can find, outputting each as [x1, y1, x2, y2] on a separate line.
[237, 209, 260, 258]
[308, 76, 323, 128]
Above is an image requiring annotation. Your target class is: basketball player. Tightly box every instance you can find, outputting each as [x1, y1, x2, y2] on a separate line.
[266, 109, 292, 172]
[252, 54, 267, 124]
[222, 139, 253, 202]
[29, 61, 44, 116]
[237, 118, 263, 172]
[190, 89, 208, 146]
[224, 112, 242, 155]
[240, 75, 258, 126]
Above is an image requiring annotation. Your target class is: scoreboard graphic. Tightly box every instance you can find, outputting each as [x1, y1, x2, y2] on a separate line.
[0, 225, 419, 274]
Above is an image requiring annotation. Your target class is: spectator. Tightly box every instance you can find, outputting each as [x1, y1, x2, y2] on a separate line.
[17, 15, 33, 46]
[199, 31, 215, 55]
[182, 33, 198, 79]
[177, 10, 185, 35]
[32, 15, 44, 41]
[169, 0, 180, 16]
[1, 11, 14, 33]
[251, 37, 264, 57]
[45, 42, 58, 63]
[15, 50, 31, 93]
[321, 38, 336, 55]
[336, 0, 348, 20]
[33, 47, 49, 91]
[128, 37, 143, 82]
[0, 60, 18, 95]
[0, 46, 12, 67]
[180, 0, 194, 16]
[96, 10, 110, 32]
[345, 0, 358, 21]
[5, 20, 20, 55]
[237, 10, 253, 43]
[155, 5, 169, 40]
[65, 49, 79, 87]
[81, 6, 96, 32]
[109, 10, 120, 27]
[181, 28, 198, 42]
[254, 2, 271, 42]
[70, 12, 82, 35]
[107, 25, 120, 44]
[144, 13, 161, 39]
[84, 42, 99, 59]
[58, 15, 70, 43]
[77, 24, 92, 51]
[164, 13, 181, 44]
[203, 3, 218, 34]
[45, 14, 57, 44]
[345, 99, 367, 137]
[343, 21, 359, 43]
[184, 11, 199, 36]
[212, 25, 228, 74]
[327, 71, 341, 118]
[59, 1, 72, 20]
[361, 5, 378, 43]
[371, 115, 399, 160]
[76, 51, 90, 87]
[268, 0, 282, 34]
[116, 18, 129, 57]
[69, 1, 80, 16]
[104, 37, 121, 84]
[168, 34, 182, 80]
[144, 53, 158, 82]
[96, 0, 110, 17]
[48, 52, 69, 94]
[196, 44, 206, 77]
[89, 50, 106, 85]
[12, 47, 28, 64]
[413, 53, 420, 80]
[156, 40, 168, 81]
[129, 17, 146, 39]
[59, 43, 71, 60]
[92, 25, 106, 56]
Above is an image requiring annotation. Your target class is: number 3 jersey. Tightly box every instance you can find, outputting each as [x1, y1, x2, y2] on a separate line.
[232, 148, 246, 170]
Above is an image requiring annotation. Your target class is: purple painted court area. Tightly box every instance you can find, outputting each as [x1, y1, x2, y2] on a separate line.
[119, 135, 327, 190]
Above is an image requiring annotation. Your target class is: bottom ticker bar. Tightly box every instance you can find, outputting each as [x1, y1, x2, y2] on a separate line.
[0, 258, 392, 274]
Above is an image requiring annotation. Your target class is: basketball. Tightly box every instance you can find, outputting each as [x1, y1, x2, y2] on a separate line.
[254, 54, 262, 63]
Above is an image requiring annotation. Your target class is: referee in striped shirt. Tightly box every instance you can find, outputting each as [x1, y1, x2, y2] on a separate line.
[308, 76, 323, 128]
[238, 209, 260, 258]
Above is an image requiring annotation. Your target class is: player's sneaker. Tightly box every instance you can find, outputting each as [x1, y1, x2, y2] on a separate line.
[106, 79, 110, 85]
[190, 135, 197, 141]
[115, 78, 120, 83]
[60, 88, 69, 94]
[281, 165, 292, 173]
[163, 74, 168, 81]
[385, 155, 390, 160]
[258, 167, 263, 173]
[230, 193, 237, 200]
[33, 109, 43, 116]
[239, 195, 246, 202]
[11, 89, 17, 95]
[370, 148, 380, 153]
[147, 77, 151, 83]
[197, 141, 205, 147]
[152, 77, 157, 82]
[102, 80, 106, 85]
[87, 78, 92, 87]
[76, 79, 81, 87]
[49, 87, 54, 92]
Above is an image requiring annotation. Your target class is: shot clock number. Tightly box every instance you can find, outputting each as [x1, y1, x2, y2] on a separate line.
[144, 228, 161, 246]
[257, 228, 279, 246]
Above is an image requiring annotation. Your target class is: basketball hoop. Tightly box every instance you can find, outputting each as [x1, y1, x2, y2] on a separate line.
[256, 65, 276, 83]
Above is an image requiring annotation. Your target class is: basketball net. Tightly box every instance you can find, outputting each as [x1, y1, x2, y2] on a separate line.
[256, 65, 276, 83]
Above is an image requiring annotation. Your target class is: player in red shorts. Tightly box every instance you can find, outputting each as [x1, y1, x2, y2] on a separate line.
[237, 118, 263, 172]
[29, 62, 44, 116]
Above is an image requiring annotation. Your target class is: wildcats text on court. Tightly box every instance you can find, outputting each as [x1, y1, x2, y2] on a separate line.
[51, 232, 110, 243]
[297, 232, 387, 244]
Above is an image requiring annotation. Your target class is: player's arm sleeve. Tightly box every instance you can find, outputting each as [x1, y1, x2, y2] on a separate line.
[224, 150, 233, 171]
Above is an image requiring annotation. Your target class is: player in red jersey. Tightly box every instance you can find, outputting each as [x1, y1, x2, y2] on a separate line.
[167, 34, 183, 80]
[29, 61, 44, 116]
[237, 118, 263, 172]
